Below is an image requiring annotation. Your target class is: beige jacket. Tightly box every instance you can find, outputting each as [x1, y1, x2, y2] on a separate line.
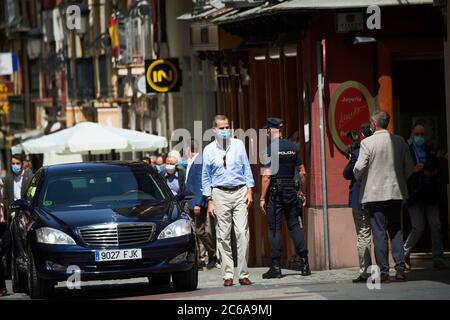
[354, 129, 414, 204]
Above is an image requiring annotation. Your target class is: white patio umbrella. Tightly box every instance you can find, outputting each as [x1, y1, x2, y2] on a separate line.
[21, 122, 168, 155]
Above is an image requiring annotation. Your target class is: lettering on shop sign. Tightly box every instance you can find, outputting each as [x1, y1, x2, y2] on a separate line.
[328, 81, 375, 153]
[336, 6, 381, 33]
[145, 58, 182, 93]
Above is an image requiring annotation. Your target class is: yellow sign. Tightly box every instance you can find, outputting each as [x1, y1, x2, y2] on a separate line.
[0, 82, 13, 114]
[0, 101, 8, 114]
[145, 59, 181, 93]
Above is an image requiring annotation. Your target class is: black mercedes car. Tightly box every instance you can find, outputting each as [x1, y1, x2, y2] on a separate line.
[9, 162, 197, 299]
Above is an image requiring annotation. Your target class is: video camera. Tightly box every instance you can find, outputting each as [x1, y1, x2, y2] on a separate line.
[345, 130, 360, 158]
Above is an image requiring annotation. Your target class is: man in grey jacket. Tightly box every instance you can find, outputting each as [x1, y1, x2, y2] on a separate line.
[354, 111, 414, 282]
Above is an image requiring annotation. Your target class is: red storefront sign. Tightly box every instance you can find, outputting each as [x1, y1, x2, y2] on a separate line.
[328, 81, 375, 153]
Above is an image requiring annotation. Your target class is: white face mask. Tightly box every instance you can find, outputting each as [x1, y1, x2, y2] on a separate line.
[165, 164, 176, 174]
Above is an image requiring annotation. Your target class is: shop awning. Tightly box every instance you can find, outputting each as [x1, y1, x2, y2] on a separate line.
[213, 0, 435, 24]
[177, 0, 230, 21]
[13, 128, 45, 141]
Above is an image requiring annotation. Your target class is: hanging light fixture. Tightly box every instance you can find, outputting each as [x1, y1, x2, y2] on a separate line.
[26, 28, 43, 59]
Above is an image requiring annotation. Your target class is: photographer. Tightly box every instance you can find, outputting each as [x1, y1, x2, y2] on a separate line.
[343, 122, 373, 283]
[346, 131, 360, 159]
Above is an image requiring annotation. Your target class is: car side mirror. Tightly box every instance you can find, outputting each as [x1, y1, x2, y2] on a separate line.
[176, 193, 194, 213]
[10, 199, 30, 211]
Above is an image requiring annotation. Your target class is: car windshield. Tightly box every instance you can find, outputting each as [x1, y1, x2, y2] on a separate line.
[41, 168, 167, 209]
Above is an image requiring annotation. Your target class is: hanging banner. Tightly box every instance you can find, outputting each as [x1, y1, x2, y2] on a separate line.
[145, 58, 181, 93]
[328, 81, 375, 153]
[0, 53, 13, 75]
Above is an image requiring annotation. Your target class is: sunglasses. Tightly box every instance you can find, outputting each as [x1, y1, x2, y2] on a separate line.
[223, 155, 226, 169]
[414, 133, 425, 136]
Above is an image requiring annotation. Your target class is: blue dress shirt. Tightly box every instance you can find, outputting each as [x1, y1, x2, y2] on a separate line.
[202, 138, 255, 197]
[166, 172, 180, 196]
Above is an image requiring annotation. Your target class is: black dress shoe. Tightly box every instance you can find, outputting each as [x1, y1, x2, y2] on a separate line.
[198, 261, 206, 271]
[395, 269, 407, 281]
[299, 257, 311, 276]
[262, 266, 282, 279]
[352, 275, 368, 283]
[206, 257, 218, 270]
[380, 273, 390, 283]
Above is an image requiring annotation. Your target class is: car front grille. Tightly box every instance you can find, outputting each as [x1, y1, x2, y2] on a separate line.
[78, 223, 156, 247]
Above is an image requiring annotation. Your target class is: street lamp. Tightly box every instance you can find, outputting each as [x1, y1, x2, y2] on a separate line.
[26, 28, 43, 59]
[131, 0, 151, 23]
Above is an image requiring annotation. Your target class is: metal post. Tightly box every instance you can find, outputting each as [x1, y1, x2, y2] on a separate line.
[316, 40, 330, 270]
[51, 61, 58, 126]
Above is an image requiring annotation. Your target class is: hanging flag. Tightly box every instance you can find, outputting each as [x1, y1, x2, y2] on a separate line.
[108, 13, 120, 60]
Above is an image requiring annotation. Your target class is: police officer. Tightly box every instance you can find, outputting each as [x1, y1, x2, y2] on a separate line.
[260, 117, 311, 278]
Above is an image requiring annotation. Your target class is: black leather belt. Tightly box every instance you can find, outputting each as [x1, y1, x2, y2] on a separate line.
[215, 184, 245, 191]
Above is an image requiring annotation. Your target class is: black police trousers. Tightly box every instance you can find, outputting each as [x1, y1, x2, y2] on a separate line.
[267, 192, 308, 260]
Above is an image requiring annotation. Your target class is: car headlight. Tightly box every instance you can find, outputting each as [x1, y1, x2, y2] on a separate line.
[36, 227, 76, 245]
[157, 219, 191, 240]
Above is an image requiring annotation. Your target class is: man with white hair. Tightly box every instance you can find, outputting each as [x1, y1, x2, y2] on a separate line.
[163, 155, 185, 196]
[354, 111, 414, 282]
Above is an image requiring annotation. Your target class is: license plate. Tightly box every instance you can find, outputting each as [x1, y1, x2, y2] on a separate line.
[95, 249, 142, 262]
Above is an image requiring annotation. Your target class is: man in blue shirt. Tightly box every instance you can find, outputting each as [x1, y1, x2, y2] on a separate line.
[202, 115, 254, 287]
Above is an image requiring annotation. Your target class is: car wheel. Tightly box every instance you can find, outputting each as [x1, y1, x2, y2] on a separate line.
[148, 273, 171, 286]
[27, 248, 54, 299]
[11, 249, 28, 294]
[172, 263, 198, 292]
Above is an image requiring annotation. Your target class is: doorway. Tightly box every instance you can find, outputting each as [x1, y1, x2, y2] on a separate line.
[393, 56, 449, 254]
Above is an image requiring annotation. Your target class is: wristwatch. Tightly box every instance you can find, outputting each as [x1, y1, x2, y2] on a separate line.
[206, 196, 213, 203]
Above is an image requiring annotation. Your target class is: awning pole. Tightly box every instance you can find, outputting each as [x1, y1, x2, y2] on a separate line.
[317, 40, 330, 270]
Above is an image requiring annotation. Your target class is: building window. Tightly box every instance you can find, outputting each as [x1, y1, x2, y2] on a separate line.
[200, 27, 209, 44]
[98, 55, 109, 99]
[76, 58, 95, 101]
[30, 59, 40, 100]
[131, 17, 144, 65]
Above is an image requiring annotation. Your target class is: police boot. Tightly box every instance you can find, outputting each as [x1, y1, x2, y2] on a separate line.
[262, 259, 282, 279]
[299, 256, 311, 276]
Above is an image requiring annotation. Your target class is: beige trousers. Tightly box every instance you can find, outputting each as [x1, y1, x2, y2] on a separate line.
[212, 187, 250, 280]
[352, 208, 372, 276]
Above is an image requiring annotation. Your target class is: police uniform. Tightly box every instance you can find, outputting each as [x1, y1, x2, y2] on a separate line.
[262, 118, 310, 278]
